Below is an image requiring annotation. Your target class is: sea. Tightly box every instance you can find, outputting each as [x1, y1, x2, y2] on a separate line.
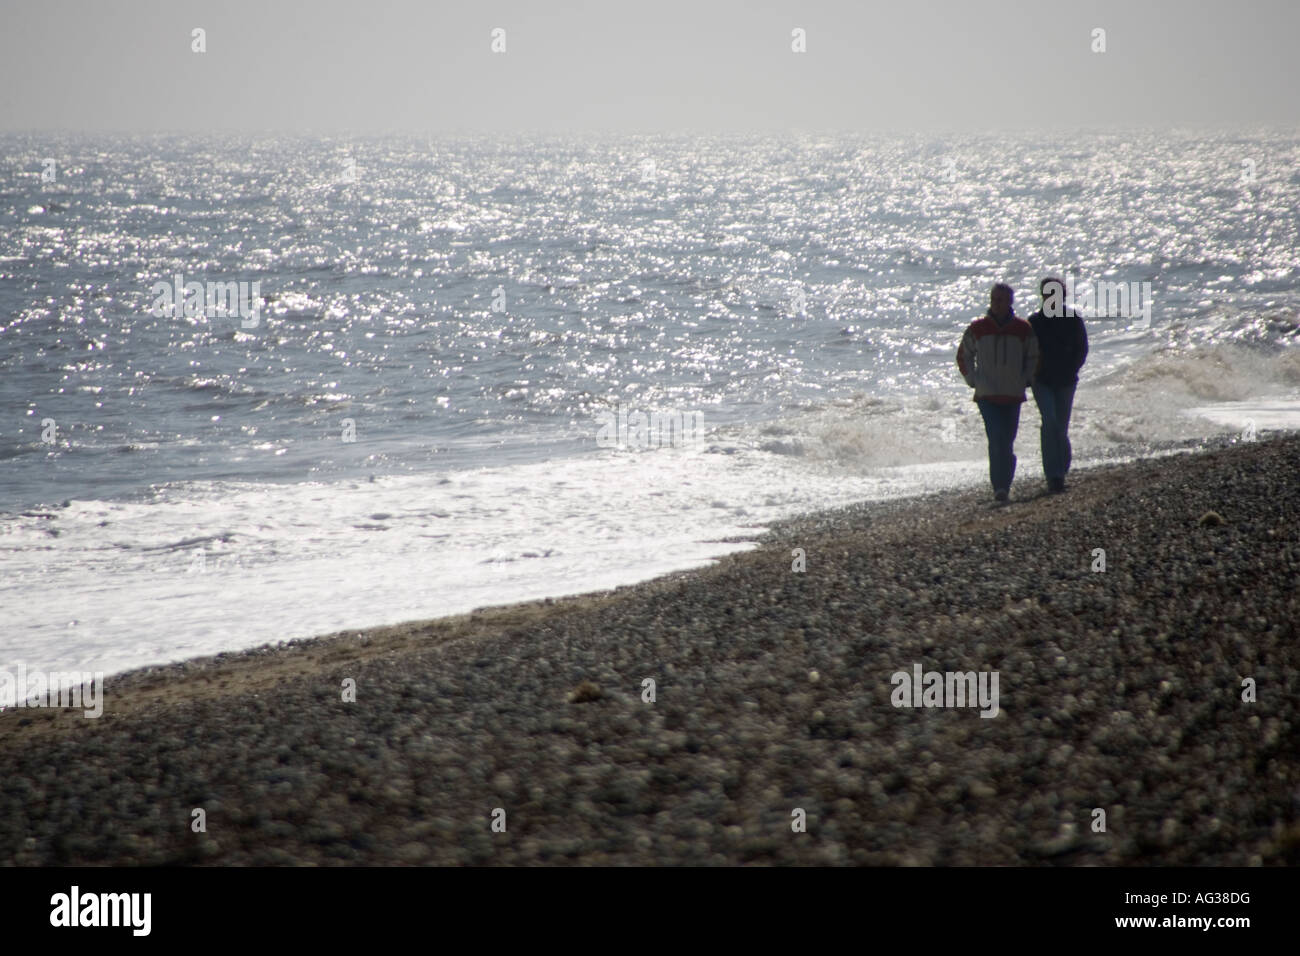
[3, 130, 1298, 679]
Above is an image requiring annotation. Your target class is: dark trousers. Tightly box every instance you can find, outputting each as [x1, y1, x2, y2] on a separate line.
[976, 399, 1021, 493]
[1031, 383, 1077, 481]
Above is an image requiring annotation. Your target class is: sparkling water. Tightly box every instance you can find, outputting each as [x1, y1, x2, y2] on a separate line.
[3, 131, 1298, 676]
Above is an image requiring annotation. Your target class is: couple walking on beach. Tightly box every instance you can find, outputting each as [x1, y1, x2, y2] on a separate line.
[956, 280, 1088, 502]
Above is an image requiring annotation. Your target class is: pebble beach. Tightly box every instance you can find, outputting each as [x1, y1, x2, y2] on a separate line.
[2, 435, 1297, 866]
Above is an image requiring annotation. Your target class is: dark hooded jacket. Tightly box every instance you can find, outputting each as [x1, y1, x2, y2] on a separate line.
[1027, 308, 1088, 387]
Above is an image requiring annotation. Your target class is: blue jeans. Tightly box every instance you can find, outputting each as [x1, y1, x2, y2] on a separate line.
[976, 400, 1021, 493]
[1031, 383, 1077, 481]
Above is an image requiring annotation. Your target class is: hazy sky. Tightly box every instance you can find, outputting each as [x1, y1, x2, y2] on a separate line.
[1, 0, 1297, 131]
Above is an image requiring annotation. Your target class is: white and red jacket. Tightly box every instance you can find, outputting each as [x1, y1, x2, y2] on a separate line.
[956, 313, 1040, 404]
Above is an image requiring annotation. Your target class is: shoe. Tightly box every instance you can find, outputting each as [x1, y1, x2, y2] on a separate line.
[1048, 478, 1066, 493]
[993, 489, 1009, 503]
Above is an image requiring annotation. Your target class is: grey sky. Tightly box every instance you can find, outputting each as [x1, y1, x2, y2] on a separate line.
[1, 0, 1296, 131]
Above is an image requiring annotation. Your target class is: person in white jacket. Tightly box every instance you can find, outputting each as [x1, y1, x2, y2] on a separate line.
[956, 283, 1040, 502]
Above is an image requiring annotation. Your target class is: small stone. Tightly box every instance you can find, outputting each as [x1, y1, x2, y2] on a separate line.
[567, 681, 603, 704]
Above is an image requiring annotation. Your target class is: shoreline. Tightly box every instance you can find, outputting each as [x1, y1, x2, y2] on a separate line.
[2, 432, 1244, 685]
[2, 434, 1296, 864]
[0, 435, 1233, 700]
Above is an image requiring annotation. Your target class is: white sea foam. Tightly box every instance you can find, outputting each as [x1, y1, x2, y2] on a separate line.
[1, 443, 989, 677]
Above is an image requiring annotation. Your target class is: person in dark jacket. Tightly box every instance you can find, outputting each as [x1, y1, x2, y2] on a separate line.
[1027, 277, 1088, 492]
[957, 283, 1039, 503]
